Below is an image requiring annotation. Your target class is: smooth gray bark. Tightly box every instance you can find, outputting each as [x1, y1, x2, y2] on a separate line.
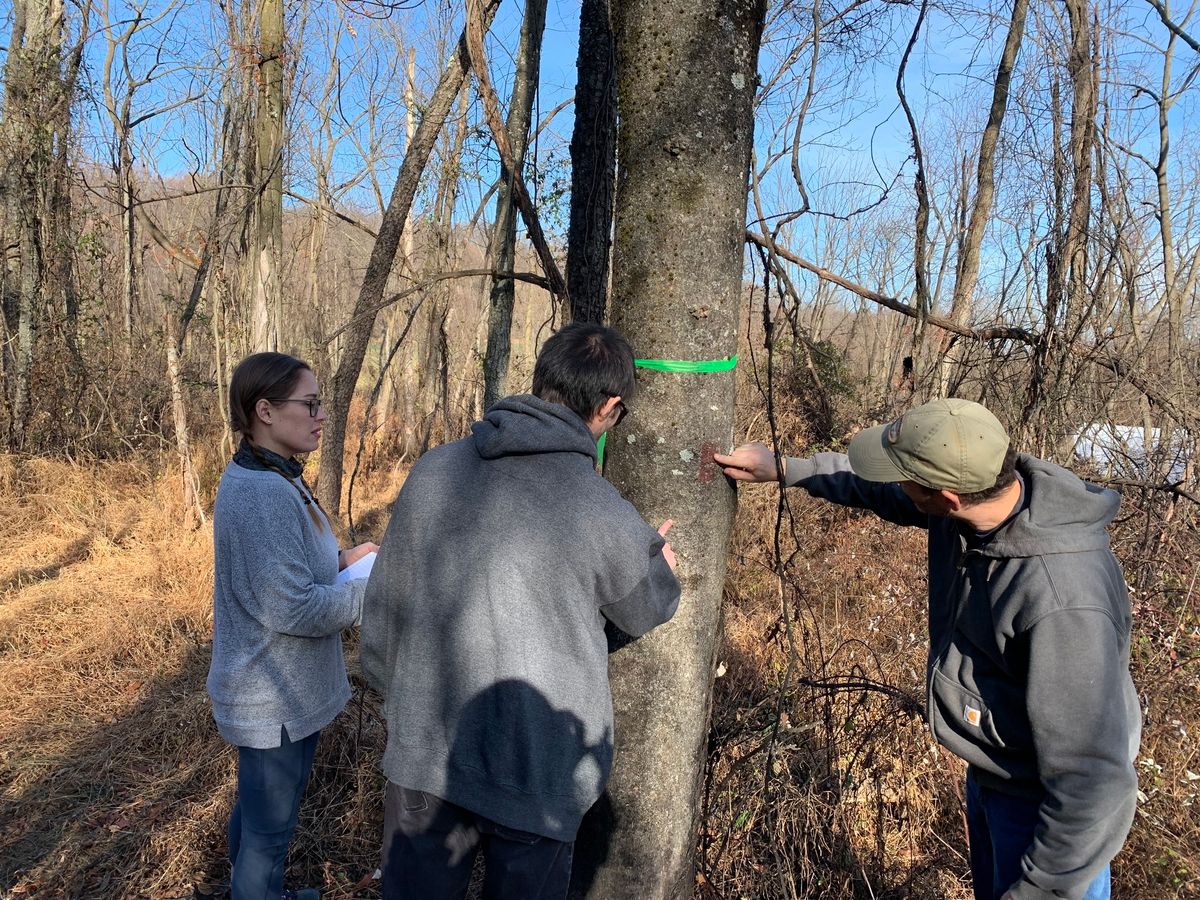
[571, 0, 765, 897]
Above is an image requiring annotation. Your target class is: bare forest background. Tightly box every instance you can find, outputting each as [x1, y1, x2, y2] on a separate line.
[1, 0, 1198, 897]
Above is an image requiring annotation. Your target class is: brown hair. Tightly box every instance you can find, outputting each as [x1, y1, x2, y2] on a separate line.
[532, 323, 636, 421]
[228, 352, 312, 437]
[228, 352, 327, 532]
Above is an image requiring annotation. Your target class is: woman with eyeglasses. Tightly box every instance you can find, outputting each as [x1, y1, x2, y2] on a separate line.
[208, 352, 377, 900]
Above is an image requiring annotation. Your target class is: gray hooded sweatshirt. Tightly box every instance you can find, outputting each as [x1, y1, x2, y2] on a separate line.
[784, 452, 1140, 900]
[362, 395, 680, 842]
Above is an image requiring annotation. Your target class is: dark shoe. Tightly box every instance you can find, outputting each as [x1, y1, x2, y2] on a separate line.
[281, 890, 319, 900]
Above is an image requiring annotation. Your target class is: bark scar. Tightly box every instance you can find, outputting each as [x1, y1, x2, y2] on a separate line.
[699, 442, 718, 483]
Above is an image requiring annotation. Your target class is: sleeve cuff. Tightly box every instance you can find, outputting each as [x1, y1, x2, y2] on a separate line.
[782, 456, 815, 487]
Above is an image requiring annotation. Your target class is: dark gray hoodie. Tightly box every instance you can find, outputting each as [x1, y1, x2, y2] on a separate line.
[785, 452, 1141, 900]
[362, 395, 680, 841]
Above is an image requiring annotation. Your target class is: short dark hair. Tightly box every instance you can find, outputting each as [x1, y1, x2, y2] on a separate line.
[532, 323, 636, 422]
[229, 352, 312, 436]
[958, 447, 1018, 506]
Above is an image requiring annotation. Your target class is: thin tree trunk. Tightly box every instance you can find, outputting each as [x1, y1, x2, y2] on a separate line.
[165, 316, 205, 527]
[940, 0, 1029, 393]
[567, 0, 617, 324]
[393, 49, 420, 456]
[1152, 29, 1186, 390]
[482, 0, 547, 410]
[896, 0, 932, 374]
[570, 0, 765, 896]
[211, 277, 235, 459]
[318, 0, 500, 513]
[1063, 0, 1097, 338]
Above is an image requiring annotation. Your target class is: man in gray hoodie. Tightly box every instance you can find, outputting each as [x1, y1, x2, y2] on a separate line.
[362, 323, 680, 900]
[715, 398, 1140, 900]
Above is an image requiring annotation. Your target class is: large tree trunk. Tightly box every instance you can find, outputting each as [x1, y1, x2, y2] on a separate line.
[482, 0, 547, 410]
[249, 0, 284, 351]
[570, 0, 765, 897]
[318, 0, 500, 513]
[566, 0, 617, 324]
[1, 0, 77, 450]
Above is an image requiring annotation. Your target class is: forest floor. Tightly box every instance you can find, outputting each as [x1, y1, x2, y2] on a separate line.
[0, 452, 1196, 899]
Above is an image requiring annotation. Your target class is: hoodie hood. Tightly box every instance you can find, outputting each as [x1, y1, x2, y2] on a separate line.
[980, 453, 1120, 558]
[471, 394, 598, 462]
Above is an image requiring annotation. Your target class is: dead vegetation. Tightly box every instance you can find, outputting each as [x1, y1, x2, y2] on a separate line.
[0, 391, 1197, 898]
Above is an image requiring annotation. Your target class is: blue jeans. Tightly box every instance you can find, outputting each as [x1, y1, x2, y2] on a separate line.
[965, 769, 1110, 900]
[228, 727, 320, 900]
[380, 783, 573, 900]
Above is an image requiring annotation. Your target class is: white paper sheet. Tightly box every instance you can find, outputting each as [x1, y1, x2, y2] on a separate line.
[336, 551, 376, 585]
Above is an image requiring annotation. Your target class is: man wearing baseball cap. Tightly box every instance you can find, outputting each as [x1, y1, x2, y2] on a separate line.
[715, 398, 1140, 900]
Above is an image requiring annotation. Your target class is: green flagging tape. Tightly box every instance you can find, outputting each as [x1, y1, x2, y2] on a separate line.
[596, 356, 736, 466]
[634, 355, 738, 373]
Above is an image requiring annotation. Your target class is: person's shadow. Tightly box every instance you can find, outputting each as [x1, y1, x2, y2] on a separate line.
[381, 678, 612, 897]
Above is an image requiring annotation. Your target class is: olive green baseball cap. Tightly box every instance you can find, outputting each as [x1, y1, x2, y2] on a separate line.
[847, 398, 1009, 492]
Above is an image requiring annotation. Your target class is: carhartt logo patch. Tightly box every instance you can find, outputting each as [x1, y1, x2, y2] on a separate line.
[964, 705, 982, 727]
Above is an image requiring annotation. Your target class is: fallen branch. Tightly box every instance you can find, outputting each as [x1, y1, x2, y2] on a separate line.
[284, 190, 379, 239]
[465, 0, 568, 303]
[746, 229, 1200, 430]
[1098, 478, 1200, 506]
[745, 229, 1034, 342]
[321, 267, 550, 345]
[135, 204, 200, 270]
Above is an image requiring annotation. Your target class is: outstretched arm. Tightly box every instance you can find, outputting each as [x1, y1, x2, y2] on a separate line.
[716, 443, 927, 528]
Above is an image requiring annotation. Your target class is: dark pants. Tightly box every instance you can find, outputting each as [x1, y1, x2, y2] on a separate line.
[966, 768, 1110, 900]
[380, 782, 573, 900]
[228, 727, 320, 900]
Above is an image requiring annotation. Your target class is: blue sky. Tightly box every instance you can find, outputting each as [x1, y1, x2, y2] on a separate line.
[31, 0, 1200, 317]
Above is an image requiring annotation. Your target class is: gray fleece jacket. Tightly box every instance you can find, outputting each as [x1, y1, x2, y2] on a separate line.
[362, 395, 680, 841]
[207, 462, 366, 748]
[785, 452, 1140, 900]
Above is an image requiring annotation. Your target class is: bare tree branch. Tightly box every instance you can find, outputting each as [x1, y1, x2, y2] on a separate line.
[284, 189, 379, 238]
[465, 0, 567, 302]
[745, 229, 1200, 430]
[321, 268, 551, 344]
[1145, 0, 1200, 53]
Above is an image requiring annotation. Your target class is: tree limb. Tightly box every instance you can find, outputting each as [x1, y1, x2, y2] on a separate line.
[465, 0, 567, 302]
[1145, 0, 1200, 53]
[284, 189, 378, 238]
[321, 268, 550, 344]
[745, 229, 1200, 430]
[134, 202, 201, 269]
[1099, 477, 1200, 505]
[745, 229, 1035, 342]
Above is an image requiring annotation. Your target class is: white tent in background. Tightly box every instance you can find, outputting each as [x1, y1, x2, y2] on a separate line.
[1072, 423, 1193, 482]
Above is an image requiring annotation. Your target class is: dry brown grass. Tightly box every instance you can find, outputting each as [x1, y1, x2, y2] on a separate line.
[0, 455, 403, 899]
[701, 480, 973, 900]
[1, 414, 1197, 898]
[698, 378, 1200, 898]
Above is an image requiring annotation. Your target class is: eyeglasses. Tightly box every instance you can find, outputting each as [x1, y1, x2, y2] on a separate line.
[271, 397, 324, 417]
[612, 399, 628, 427]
